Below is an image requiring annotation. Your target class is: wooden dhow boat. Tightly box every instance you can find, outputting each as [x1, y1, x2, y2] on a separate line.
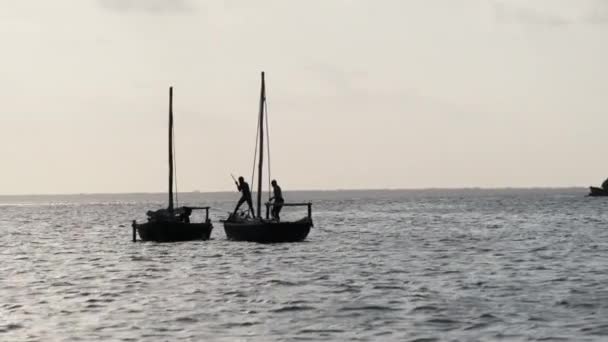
[589, 186, 608, 197]
[223, 72, 313, 243]
[131, 87, 213, 242]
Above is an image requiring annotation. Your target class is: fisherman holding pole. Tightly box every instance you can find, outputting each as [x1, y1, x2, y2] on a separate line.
[231, 174, 254, 217]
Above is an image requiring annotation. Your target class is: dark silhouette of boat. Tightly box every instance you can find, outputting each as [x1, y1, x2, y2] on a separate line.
[224, 216, 312, 243]
[131, 87, 213, 242]
[588, 178, 608, 196]
[135, 212, 212, 241]
[223, 72, 313, 243]
[589, 186, 608, 197]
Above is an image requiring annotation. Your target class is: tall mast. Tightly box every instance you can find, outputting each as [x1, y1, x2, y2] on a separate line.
[168, 86, 174, 212]
[256, 72, 265, 218]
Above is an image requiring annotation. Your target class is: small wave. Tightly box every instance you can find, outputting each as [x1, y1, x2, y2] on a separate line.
[267, 279, 301, 286]
[175, 316, 198, 323]
[555, 299, 597, 309]
[407, 338, 439, 342]
[479, 313, 498, 319]
[464, 322, 491, 331]
[83, 304, 103, 309]
[373, 285, 404, 290]
[340, 305, 398, 312]
[272, 305, 315, 313]
[130, 256, 153, 261]
[330, 286, 361, 294]
[100, 292, 121, 298]
[50, 281, 74, 287]
[86, 298, 114, 304]
[3, 304, 22, 310]
[424, 318, 461, 325]
[571, 302, 597, 309]
[0, 323, 23, 332]
[221, 321, 259, 328]
[536, 337, 570, 341]
[222, 290, 247, 297]
[298, 328, 345, 334]
[530, 246, 549, 252]
[410, 305, 439, 313]
[580, 323, 608, 335]
[551, 277, 568, 282]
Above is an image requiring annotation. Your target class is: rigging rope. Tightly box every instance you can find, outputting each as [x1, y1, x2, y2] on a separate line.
[173, 121, 179, 208]
[250, 105, 261, 212]
[265, 96, 271, 201]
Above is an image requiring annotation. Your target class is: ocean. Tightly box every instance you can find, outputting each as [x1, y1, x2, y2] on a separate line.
[1, 189, 607, 341]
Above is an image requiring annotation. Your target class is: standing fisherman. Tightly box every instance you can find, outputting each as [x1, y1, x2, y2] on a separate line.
[270, 179, 284, 221]
[233, 176, 254, 216]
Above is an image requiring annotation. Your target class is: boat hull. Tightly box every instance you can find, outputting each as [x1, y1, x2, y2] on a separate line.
[223, 218, 312, 243]
[589, 186, 608, 197]
[134, 220, 213, 242]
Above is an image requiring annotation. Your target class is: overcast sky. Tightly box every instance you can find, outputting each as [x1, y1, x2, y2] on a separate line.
[1, 0, 607, 194]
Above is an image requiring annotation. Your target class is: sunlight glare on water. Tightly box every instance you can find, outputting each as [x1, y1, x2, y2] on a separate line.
[1, 189, 607, 341]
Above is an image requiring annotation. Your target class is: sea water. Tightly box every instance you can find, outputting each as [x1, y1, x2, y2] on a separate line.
[1, 189, 607, 341]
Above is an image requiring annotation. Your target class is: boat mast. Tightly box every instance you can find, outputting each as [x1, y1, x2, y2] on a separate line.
[257, 72, 265, 218]
[168, 86, 174, 212]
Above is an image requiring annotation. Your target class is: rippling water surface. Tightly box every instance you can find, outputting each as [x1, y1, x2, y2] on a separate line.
[2, 189, 608, 341]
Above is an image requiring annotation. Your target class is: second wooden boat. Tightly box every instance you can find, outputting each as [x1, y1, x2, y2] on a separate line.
[223, 72, 313, 243]
[589, 186, 608, 197]
[131, 87, 213, 242]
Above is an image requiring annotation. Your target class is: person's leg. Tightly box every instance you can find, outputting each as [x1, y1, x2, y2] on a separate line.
[246, 198, 254, 216]
[233, 197, 246, 215]
[271, 205, 277, 219]
[274, 201, 283, 221]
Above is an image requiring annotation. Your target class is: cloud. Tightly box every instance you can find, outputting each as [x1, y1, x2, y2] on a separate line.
[305, 63, 361, 96]
[493, 0, 608, 27]
[99, 0, 194, 13]
[585, 3, 608, 24]
[493, 2, 570, 27]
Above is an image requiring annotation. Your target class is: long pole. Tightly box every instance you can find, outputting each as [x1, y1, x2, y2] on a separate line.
[168, 87, 174, 212]
[256, 72, 265, 218]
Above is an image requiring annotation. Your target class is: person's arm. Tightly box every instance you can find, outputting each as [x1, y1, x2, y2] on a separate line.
[270, 186, 277, 201]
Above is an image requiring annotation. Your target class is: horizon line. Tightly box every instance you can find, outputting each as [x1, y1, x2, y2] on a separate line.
[0, 186, 590, 197]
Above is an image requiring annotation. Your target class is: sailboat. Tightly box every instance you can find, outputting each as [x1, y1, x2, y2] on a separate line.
[131, 87, 213, 242]
[589, 187, 608, 196]
[222, 72, 313, 243]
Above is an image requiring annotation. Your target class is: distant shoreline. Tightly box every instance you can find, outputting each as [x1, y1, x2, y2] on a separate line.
[0, 187, 588, 198]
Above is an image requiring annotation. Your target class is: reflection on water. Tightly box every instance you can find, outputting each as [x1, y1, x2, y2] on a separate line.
[2, 189, 608, 341]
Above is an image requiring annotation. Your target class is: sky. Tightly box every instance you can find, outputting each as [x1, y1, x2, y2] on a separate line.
[1, 0, 607, 194]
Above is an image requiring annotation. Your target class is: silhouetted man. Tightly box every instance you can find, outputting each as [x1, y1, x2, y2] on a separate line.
[233, 176, 254, 216]
[179, 207, 192, 223]
[270, 179, 284, 221]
